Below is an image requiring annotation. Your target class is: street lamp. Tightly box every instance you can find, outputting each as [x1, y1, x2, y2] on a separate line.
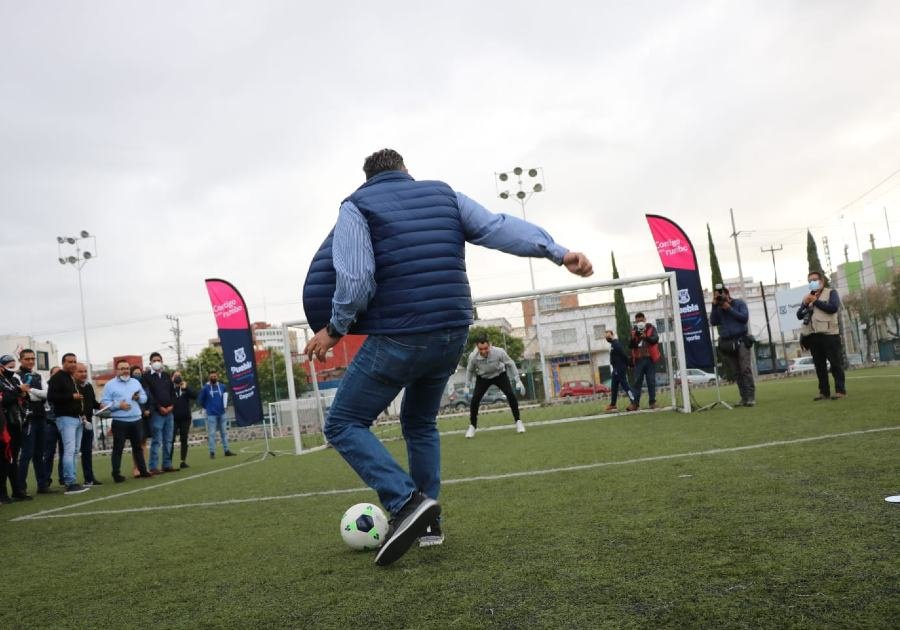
[494, 166, 553, 401]
[56, 231, 97, 382]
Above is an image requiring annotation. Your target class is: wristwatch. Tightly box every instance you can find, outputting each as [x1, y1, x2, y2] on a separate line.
[325, 322, 344, 339]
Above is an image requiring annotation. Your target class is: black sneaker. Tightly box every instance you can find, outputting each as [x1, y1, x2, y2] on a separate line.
[418, 520, 444, 547]
[64, 484, 90, 495]
[209, 452, 215, 459]
[90, 479, 103, 486]
[375, 492, 440, 566]
[12, 492, 33, 501]
[113, 474, 126, 483]
[180, 462, 190, 469]
[224, 451, 236, 457]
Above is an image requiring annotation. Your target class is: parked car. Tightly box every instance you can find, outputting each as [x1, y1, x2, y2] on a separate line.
[559, 380, 610, 397]
[757, 358, 788, 375]
[675, 368, 716, 386]
[788, 356, 816, 374]
[443, 386, 507, 411]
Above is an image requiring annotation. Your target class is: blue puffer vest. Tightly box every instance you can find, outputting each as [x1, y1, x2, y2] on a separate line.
[302, 171, 474, 335]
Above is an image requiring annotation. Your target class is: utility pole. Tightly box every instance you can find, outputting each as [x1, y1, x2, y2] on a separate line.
[870, 233, 876, 251]
[761, 245, 787, 362]
[887, 207, 896, 272]
[822, 236, 832, 274]
[729, 208, 749, 298]
[166, 314, 183, 368]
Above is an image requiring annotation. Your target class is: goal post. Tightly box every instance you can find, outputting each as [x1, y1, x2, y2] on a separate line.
[278, 272, 691, 455]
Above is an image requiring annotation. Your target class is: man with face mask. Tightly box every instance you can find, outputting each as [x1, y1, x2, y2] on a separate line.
[143, 352, 178, 474]
[627, 313, 661, 411]
[797, 270, 846, 400]
[46, 353, 90, 494]
[0, 354, 27, 501]
[102, 359, 151, 482]
[197, 370, 234, 458]
[604, 330, 636, 412]
[74, 363, 102, 486]
[15, 349, 50, 495]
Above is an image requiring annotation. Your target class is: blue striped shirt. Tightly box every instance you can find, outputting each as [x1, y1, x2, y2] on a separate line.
[330, 191, 569, 334]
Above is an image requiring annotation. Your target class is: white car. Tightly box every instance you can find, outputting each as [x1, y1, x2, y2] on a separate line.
[675, 368, 716, 385]
[788, 356, 816, 374]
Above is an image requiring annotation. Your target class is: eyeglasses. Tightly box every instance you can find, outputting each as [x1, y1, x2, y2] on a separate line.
[117, 366, 131, 371]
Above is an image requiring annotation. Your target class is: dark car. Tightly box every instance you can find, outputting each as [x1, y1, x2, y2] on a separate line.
[443, 386, 507, 411]
[559, 380, 610, 397]
[757, 358, 788, 375]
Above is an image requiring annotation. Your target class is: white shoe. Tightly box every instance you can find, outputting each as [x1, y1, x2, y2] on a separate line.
[465, 425, 476, 439]
[515, 420, 526, 434]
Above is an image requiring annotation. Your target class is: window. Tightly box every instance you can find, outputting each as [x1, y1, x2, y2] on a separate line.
[36, 351, 49, 371]
[551, 328, 577, 344]
[538, 295, 561, 311]
[593, 324, 606, 340]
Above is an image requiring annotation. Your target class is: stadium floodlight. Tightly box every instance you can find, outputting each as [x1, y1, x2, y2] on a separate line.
[55, 230, 98, 384]
[493, 164, 550, 401]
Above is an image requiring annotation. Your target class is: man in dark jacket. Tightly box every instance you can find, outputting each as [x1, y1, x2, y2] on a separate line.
[604, 330, 636, 412]
[0, 355, 26, 501]
[46, 353, 90, 494]
[143, 352, 177, 473]
[302, 149, 593, 565]
[709, 284, 755, 406]
[15, 349, 49, 496]
[74, 363, 102, 486]
[170, 371, 196, 469]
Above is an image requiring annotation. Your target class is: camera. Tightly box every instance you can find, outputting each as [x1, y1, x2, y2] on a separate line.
[714, 293, 727, 305]
[633, 321, 646, 336]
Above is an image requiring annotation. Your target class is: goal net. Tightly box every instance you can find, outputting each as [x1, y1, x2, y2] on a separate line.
[276, 273, 691, 455]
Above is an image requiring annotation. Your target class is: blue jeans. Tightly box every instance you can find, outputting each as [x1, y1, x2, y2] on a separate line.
[57, 416, 83, 486]
[149, 412, 174, 469]
[206, 415, 230, 454]
[16, 417, 48, 493]
[324, 327, 468, 516]
[631, 358, 657, 406]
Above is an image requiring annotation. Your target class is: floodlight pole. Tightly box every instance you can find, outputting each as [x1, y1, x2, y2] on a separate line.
[57, 232, 97, 383]
[495, 166, 553, 402]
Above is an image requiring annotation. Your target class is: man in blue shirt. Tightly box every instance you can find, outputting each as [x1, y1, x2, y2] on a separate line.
[709, 283, 756, 406]
[303, 149, 593, 566]
[102, 359, 151, 482]
[197, 370, 235, 458]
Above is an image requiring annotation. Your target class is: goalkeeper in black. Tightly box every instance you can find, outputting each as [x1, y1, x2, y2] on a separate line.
[464, 336, 525, 438]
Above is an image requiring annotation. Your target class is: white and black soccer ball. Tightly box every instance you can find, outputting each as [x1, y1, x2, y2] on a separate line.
[340, 503, 389, 551]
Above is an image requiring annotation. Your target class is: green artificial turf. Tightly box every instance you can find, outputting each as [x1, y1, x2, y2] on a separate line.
[3, 367, 899, 628]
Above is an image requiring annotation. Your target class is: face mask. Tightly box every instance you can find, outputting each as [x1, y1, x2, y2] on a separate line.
[151, 361, 163, 371]
[3, 365, 15, 374]
[209, 378, 218, 384]
[173, 376, 183, 384]
[119, 375, 130, 382]
[808, 280, 821, 291]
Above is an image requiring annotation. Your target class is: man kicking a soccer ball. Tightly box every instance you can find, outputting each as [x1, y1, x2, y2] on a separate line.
[464, 337, 526, 438]
[303, 149, 593, 566]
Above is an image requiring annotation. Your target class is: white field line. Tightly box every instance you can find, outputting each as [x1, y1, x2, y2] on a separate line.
[14, 425, 900, 522]
[12, 454, 266, 522]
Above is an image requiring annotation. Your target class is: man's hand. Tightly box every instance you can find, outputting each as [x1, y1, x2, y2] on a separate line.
[160, 405, 173, 415]
[118, 400, 131, 410]
[304, 327, 341, 362]
[19, 383, 31, 393]
[720, 300, 731, 310]
[803, 293, 817, 306]
[563, 252, 593, 277]
[72, 392, 83, 400]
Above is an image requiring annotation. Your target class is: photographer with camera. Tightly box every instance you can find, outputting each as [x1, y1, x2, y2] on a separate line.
[796, 270, 845, 401]
[709, 284, 755, 406]
[626, 313, 660, 411]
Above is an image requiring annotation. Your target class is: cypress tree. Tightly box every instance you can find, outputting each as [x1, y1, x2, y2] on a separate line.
[807, 229, 828, 285]
[708, 224, 724, 288]
[612, 252, 632, 344]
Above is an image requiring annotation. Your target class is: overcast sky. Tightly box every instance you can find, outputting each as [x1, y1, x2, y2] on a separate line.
[2, 1, 899, 367]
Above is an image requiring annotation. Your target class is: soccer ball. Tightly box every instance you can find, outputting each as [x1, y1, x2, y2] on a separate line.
[340, 503, 389, 551]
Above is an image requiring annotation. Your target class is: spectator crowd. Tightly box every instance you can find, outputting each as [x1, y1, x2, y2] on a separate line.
[0, 349, 235, 502]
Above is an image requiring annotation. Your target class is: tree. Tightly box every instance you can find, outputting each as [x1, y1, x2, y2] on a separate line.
[256, 349, 309, 405]
[843, 285, 893, 361]
[611, 252, 632, 344]
[707, 224, 724, 288]
[459, 326, 524, 367]
[181, 346, 226, 392]
[806, 230, 828, 285]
